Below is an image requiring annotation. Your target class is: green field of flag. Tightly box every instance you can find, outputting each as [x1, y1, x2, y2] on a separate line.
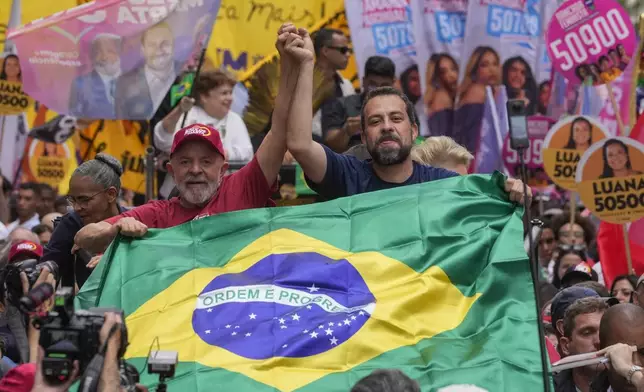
[78, 172, 546, 391]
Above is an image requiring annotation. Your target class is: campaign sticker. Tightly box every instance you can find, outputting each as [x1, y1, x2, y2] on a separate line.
[543, 115, 610, 190]
[576, 137, 644, 223]
[546, 0, 636, 85]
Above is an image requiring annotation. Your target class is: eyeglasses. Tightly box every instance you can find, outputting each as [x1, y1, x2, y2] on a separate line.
[66, 189, 108, 208]
[327, 46, 352, 55]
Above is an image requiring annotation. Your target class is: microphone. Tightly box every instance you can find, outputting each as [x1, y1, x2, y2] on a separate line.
[20, 282, 55, 313]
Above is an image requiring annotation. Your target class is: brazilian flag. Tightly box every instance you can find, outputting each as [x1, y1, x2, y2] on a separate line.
[77, 173, 546, 391]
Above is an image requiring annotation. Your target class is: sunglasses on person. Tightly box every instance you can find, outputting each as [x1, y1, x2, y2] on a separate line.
[327, 46, 352, 55]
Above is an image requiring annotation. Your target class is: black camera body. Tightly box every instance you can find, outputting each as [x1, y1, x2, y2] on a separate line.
[4, 259, 58, 307]
[34, 287, 128, 384]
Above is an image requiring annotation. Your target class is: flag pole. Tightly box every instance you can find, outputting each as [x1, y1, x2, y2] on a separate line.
[180, 48, 207, 129]
[605, 81, 634, 273]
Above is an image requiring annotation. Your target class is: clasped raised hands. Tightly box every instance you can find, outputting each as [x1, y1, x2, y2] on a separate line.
[276, 23, 314, 64]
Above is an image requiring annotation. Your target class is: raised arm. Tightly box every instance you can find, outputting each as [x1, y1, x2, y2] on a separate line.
[254, 24, 299, 185]
[284, 28, 328, 183]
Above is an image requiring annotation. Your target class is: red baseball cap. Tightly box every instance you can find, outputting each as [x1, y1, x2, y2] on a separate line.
[0, 363, 36, 392]
[171, 123, 226, 157]
[8, 240, 43, 263]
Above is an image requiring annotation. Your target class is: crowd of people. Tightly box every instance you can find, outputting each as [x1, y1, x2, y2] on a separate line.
[0, 22, 641, 392]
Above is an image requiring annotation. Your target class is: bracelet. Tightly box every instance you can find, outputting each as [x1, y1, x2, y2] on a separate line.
[628, 366, 643, 385]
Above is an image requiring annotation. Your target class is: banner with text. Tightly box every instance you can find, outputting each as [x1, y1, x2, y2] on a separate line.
[7, 0, 220, 120]
[345, 0, 427, 134]
[460, 0, 555, 112]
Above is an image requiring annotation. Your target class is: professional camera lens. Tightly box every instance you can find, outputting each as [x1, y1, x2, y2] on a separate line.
[19, 282, 54, 312]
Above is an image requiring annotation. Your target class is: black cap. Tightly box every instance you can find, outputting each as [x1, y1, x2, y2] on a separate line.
[551, 286, 618, 331]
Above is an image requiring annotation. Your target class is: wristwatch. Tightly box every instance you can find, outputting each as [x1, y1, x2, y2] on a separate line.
[627, 365, 643, 385]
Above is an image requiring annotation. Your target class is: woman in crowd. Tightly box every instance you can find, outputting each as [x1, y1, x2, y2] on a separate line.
[399, 65, 421, 105]
[551, 247, 588, 289]
[154, 69, 253, 162]
[502, 56, 537, 115]
[42, 153, 126, 290]
[600, 139, 643, 179]
[423, 53, 459, 136]
[610, 275, 638, 303]
[564, 116, 593, 151]
[453, 46, 501, 154]
[0, 55, 21, 82]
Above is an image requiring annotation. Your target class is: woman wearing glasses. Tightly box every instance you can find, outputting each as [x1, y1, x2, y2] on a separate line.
[42, 153, 125, 290]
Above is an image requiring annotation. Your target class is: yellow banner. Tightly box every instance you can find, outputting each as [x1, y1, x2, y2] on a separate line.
[208, 0, 345, 74]
[0, 80, 34, 115]
[78, 120, 150, 195]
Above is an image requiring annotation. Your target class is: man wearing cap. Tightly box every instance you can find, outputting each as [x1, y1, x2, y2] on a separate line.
[7, 241, 42, 264]
[560, 262, 599, 289]
[75, 24, 305, 254]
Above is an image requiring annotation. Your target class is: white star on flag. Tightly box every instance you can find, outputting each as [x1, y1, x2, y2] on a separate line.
[330, 337, 338, 345]
[245, 333, 251, 337]
[278, 318, 286, 324]
[308, 284, 319, 293]
[306, 305, 312, 310]
[343, 319, 351, 325]
[235, 326, 240, 329]
[207, 308, 213, 313]
[205, 330, 211, 334]
[351, 315, 356, 320]
[225, 325, 231, 329]
[249, 313, 257, 320]
[232, 332, 237, 336]
[325, 328, 333, 336]
[282, 344, 288, 348]
[359, 311, 365, 316]
[318, 325, 324, 329]
[310, 331, 318, 338]
[280, 325, 288, 329]
[292, 313, 300, 321]
[329, 322, 334, 326]
[303, 329, 309, 333]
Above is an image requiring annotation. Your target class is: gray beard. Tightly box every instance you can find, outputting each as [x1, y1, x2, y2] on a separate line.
[177, 181, 219, 206]
[369, 143, 412, 166]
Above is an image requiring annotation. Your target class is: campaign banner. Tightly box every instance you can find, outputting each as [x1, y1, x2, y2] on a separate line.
[79, 119, 150, 194]
[0, 113, 28, 180]
[576, 137, 644, 224]
[502, 115, 554, 189]
[546, 0, 636, 87]
[0, 80, 33, 115]
[345, 0, 428, 134]
[459, 0, 555, 114]
[543, 115, 610, 191]
[7, 0, 220, 120]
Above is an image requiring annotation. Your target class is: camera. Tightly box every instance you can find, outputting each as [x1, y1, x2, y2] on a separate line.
[3, 259, 58, 307]
[26, 286, 130, 385]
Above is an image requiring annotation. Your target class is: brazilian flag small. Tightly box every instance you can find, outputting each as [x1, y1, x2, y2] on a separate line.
[170, 73, 195, 107]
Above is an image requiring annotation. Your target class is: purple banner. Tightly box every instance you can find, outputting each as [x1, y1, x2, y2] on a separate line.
[8, 0, 220, 120]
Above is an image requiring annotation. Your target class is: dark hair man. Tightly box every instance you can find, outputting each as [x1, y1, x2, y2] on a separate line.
[351, 369, 420, 392]
[633, 275, 644, 310]
[7, 183, 40, 232]
[74, 23, 305, 254]
[285, 53, 531, 202]
[322, 56, 396, 153]
[555, 297, 609, 392]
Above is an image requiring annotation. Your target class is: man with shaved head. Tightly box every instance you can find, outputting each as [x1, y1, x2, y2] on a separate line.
[591, 304, 644, 392]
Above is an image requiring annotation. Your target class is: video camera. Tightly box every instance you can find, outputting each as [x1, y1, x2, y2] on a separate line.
[22, 284, 136, 388]
[4, 259, 58, 307]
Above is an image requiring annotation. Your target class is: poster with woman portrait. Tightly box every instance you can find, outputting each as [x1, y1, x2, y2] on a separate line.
[454, 0, 556, 158]
[410, 0, 466, 137]
[576, 137, 644, 224]
[543, 115, 610, 190]
[344, 1, 428, 135]
[0, 54, 30, 181]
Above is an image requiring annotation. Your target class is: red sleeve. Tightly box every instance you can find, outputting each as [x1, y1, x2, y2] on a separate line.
[103, 201, 166, 228]
[223, 157, 276, 209]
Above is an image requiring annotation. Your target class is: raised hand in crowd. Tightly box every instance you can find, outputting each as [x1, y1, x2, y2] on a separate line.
[21, 267, 56, 364]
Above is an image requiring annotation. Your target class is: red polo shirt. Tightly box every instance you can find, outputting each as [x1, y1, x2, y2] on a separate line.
[105, 157, 274, 228]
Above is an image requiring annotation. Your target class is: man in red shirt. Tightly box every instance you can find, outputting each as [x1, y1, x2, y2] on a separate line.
[74, 23, 305, 254]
